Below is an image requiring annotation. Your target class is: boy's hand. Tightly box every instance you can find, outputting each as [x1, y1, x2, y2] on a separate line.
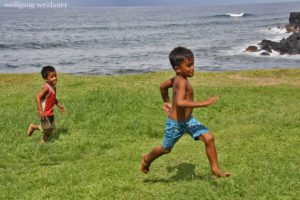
[207, 96, 219, 105]
[59, 105, 65, 113]
[56, 102, 65, 113]
[38, 110, 46, 120]
[163, 102, 172, 114]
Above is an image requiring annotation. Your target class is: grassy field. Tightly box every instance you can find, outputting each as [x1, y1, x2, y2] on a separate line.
[0, 69, 299, 199]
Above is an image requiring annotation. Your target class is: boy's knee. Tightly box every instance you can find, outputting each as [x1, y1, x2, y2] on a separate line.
[200, 133, 215, 144]
[161, 146, 172, 154]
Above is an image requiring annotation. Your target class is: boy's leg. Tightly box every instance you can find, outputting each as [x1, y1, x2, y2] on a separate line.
[40, 116, 55, 143]
[41, 132, 50, 143]
[198, 133, 230, 177]
[27, 124, 40, 136]
[141, 145, 171, 174]
[141, 118, 182, 174]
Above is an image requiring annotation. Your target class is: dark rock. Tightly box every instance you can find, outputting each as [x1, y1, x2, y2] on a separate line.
[246, 12, 300, 55]
[280, 49, 288, 55]
[289, 12, 300, 26]
[284, 33, 300, 54]
[260, 52, 270, 56]
[258, 33, 300, 55]
[261, 45, 272, 53]
[286, 12, 300, 33]
[258, 39, 282, 52]
[244, 45, 258, 52]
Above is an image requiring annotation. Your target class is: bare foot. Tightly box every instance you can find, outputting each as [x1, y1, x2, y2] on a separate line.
[141, 155, 150, 174]
[212, 170, 231, 178]
[27, 124, 35, 136]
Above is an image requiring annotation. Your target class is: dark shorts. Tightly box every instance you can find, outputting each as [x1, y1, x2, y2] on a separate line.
[40, 116, 55, 134]
[162, 116, 209, 150]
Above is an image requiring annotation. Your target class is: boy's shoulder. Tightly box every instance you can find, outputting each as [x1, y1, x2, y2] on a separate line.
[173, 75, 189, 88]
[42, 82, 49, 89]
[174, 75, 188, 83]
[42, 83, 56, 92]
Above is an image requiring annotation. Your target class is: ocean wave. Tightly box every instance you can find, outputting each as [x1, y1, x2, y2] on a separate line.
[243, 50, 300, 59]
[58, 61, 76, 65]
[0, 42, 65, 50]
[257, 27, 291, 43]
[211, 13, 255, 18]
[226, 12, 244, 17]
[5, 26, 113, 33]
[112, 68, 153, 75]
[0, 40, 99, 50]
[264, 27, 289, 35]
[0, 63, 19, 68]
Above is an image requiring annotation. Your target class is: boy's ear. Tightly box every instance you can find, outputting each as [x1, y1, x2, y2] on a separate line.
[174, 66, 180, 73]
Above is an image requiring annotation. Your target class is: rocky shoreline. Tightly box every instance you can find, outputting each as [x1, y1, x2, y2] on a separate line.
[245, 12, 300, 56]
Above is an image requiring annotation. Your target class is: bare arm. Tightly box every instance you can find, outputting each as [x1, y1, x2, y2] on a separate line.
[160, 77, 174, 103]
[160, 77, 175, 114]
[36, 87, 48, 119]
[176, 78, 218, 108]
[178, 96, 218, 108]
[55, 99, 65, 112]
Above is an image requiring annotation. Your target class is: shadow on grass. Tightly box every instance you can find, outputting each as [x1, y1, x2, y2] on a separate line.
[144, 162, 210, 183]
[48, 127, 69, 142]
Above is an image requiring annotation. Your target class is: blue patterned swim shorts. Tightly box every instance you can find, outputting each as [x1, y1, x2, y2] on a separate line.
[162, 116, 209, 150]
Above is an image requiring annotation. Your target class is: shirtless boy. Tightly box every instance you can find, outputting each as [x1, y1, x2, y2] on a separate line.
[141, 47, 230, 177]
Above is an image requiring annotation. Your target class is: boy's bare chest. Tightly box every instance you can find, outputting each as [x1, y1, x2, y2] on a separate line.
[186, 82, 193, 99]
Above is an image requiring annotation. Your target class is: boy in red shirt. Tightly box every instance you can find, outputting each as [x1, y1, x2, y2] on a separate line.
[27, 66, 65, 143]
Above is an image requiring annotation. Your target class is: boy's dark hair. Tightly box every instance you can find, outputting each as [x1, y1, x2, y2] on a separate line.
[41, 66, 56, 79]
[169, 46, 194, 70]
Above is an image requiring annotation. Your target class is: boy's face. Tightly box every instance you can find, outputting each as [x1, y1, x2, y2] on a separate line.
[45, 71, 57, 85]
[175, 58, 195, 77]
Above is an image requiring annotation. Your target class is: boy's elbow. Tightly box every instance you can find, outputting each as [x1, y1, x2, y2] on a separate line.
[160, 85, 167, 93]
[35, 95, 41, 102]
[159, 84, 165, 91]
[177, 100, 185, 108]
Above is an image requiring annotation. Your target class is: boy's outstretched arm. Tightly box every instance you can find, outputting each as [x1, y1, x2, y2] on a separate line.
[176, 78, 218, 108]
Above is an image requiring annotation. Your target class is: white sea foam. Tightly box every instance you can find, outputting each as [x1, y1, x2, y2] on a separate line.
[259, 27, 291, 42]
[242, 48, 300, 60]
[225, 12, 244, 17]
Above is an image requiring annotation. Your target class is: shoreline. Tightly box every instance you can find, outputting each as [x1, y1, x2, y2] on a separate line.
[1, 67, 300, 77]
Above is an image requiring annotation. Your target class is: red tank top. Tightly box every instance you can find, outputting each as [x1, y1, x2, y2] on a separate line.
[42, 83, 56, 117]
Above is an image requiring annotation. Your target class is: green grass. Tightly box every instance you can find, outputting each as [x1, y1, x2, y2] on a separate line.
[0, 69, 299, 199]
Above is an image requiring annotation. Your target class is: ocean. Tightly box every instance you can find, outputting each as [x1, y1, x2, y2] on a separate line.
[0, 1, 300, 75]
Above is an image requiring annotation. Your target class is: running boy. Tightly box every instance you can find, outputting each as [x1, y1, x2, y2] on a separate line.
[27, 66, 65, 143]
[141, 47, 230, 177]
